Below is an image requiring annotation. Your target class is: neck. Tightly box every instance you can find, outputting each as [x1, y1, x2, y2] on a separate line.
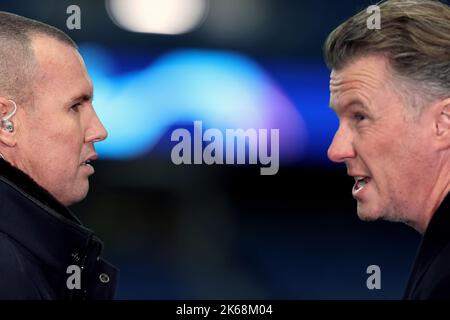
[412, 171, 450, 234]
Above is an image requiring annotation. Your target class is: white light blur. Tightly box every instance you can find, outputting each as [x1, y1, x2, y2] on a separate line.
[106, 0, 208, 35]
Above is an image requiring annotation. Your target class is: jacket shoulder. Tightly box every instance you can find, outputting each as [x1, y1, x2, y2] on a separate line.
[0, 232, 45, 299]
[413, 243, 450, 299]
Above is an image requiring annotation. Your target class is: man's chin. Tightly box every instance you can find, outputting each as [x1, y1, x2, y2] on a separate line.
[59, 184, 89, 207]
[356, 201, 403, 225]
[356, 202, 381, 222]
[63, 193, 88, 207]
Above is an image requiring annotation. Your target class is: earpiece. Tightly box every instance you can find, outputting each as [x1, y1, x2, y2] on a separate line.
[1, 100, 17, 133]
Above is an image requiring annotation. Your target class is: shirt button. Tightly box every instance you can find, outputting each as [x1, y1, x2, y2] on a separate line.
[99, 273, 110, 284]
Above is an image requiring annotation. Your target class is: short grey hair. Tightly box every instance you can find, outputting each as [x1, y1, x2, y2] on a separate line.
[324, 0, 450, 110]
[0, 11, 77, 105]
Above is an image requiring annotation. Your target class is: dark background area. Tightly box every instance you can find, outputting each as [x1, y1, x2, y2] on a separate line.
[1, 0, 424, 299]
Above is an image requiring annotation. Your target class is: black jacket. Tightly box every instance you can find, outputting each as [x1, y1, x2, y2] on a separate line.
[403, 196, 450, 299]
[0, 158, 118, 299]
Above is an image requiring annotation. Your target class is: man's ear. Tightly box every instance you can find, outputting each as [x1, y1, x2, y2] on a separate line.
[435, 98, 450, 148]
[0, 97, 17, 147]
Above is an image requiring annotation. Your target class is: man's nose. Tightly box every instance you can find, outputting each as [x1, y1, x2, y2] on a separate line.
[85, 109, 108, 143]
[327, 126, 355, 163]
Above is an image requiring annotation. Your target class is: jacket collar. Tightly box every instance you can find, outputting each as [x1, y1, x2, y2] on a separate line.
[417, 195, 450, 264]
[0, 158, 101, 272]
[403, 194, 450, 298]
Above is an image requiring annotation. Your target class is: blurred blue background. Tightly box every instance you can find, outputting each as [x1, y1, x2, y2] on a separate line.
[1, 0, 421, 299]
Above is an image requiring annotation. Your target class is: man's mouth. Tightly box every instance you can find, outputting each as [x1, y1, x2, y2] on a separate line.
[352, 176, 371, 197]
[80, 158, 95, 174]
[80, 153, 98, 168]
[80, 160, 93, 167]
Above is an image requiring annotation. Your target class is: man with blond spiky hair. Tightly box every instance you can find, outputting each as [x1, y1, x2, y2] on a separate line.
[325, 0, 450, 299]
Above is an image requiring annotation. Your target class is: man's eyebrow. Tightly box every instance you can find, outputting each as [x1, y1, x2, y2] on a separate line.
[329, 100, 369, 113]
[68, 92, 94, 104]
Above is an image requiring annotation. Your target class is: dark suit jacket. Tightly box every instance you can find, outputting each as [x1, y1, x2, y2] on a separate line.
[0, 158, 118, 299]
[403, 196, 450, 299]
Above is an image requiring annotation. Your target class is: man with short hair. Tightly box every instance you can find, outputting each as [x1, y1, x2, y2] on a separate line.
[0, 12, 118, 299]
[325, 0, 450, 299]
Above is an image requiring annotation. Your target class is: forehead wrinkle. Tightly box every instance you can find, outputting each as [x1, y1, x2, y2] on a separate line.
[329, 80, 379, 100]
[330, 71, 382, 92]
[330, 72, 385, 112]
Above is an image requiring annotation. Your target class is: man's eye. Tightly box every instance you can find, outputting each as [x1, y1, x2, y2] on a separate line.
[353, 112, 366, 122]
[70, 103, 81, 112]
